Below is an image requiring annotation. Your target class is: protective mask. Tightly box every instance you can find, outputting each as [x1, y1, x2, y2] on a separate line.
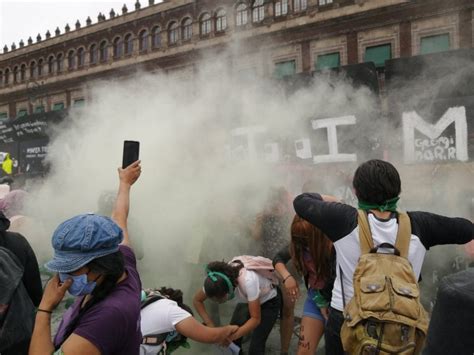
[59, 272, 97, 296]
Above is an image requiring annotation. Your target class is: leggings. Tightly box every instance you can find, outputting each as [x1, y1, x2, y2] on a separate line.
[230, 290, 282, 355]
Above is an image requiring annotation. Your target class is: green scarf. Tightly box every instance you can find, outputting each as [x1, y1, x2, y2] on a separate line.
[358, 196, 400, 212]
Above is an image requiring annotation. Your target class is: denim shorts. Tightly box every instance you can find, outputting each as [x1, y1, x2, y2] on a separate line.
[302, 288, 325, 322]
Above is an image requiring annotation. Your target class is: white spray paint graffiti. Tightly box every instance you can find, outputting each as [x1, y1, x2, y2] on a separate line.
[227, 115, 359, 164]
[226, 108, 470, 164]
[311, 116, 357, 164]
[229, 126, 267, 161]
[403, 107, 468, 163]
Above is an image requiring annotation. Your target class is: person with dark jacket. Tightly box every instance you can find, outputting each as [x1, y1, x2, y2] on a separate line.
[0, 211, 42, 355]
[293, 159, 474, 354]
[273, 215, 336, 354]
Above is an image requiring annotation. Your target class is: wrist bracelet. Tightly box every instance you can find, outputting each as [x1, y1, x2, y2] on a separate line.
[37, 308, 53, 314]
[282, 275, 293, 284]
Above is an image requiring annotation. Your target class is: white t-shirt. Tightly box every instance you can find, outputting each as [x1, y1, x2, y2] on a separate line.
[139, 298, 192, 355]
[235, 268, 277, 304]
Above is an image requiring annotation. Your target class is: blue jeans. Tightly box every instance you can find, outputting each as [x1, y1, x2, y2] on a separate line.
[324, 307, 345, 355]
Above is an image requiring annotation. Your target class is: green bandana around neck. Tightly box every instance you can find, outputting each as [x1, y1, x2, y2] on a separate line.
[358, 196, 400, 212]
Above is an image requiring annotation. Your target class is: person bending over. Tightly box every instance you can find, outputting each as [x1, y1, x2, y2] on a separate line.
[193, 259, 281, 355]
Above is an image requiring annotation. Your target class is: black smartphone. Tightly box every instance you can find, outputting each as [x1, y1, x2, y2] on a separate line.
[122, 140, 140, 168]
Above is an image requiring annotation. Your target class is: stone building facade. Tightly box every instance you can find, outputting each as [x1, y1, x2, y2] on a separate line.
[0, 0, 472, 119]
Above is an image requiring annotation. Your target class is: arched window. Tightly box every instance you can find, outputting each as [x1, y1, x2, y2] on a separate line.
[216, 9, 227, 32]
[113, 37, 123, 58]
[68, 50, 75, 70]
[48, 56, 55, 74]
[275, 0, 288, 16]
[37, 59, 43, 76]
[252, 0, 264, 22]
[4, 69, 10, 84]
[4, 69, 10, 85]
[77, 48, 85, 67]
[13, 66, 19, 83]
[30, 61, 37, 78]
[20, 64, 26, 81]
[100, 41, 108, 61]
[139, 30, 149, 51]
[124, 34, 133, 55]
[236, 4, 248, 26]
[56, 53, 63, 72]
[293, 0, 307, 12]
[168, 22, 179, 45]
[152, 27, 161, 48]
[200, 13, 211, 35]
[89, 44, 98, 65]
[182, 18, 193, 41]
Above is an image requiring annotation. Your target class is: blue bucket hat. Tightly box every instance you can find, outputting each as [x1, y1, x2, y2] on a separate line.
[45, 213, 123, 273]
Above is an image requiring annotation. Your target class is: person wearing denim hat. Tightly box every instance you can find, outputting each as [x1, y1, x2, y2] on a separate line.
[29, 160, 142, 355]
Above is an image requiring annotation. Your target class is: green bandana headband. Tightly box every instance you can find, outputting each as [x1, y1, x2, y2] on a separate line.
[206, 268, 235, 300]
[358, 196, 400, 212]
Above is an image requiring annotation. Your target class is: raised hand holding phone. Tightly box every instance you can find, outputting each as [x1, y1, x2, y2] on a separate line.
[122, 140, 140, 169]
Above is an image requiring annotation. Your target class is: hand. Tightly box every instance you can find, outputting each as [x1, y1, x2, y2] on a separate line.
[39, 274, 72, 311]
[218, 325, 238, 345]
[284, 276, 300, 302]
[321, 194, 340, 203]
[118, 160, 141, 186]
[321, 307, 329, 321]
[225, 325, 239, 337]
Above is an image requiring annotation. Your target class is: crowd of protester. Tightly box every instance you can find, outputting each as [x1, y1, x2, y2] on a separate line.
[0, 159, 473, 355]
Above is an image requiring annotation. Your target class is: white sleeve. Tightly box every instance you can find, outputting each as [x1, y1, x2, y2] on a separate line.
[242, 271, 260, 302]
[168, 303, 192, 327]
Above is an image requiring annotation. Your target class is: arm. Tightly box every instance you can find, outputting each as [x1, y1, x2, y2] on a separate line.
[272, 243, 291, 267]
[409, 211, 474, 250]
[293, 193, 357, 242]
[273, 244, 300, 301]
[111, 160, 141, 247]
[192, 288, 215, 327]
[274, 261, 300, 302]
[230, 300, 261, 340]
[61, 335, 101, 355]
[29, 275, 72, 355]
[29, 312, 55, 355]
[175, 317, 238, 344]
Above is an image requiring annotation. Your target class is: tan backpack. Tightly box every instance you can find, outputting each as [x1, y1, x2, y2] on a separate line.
[340, 210, 429, 355]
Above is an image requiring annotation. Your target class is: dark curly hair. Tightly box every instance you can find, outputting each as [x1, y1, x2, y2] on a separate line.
[203, 261, 242, 299]
[159, 287, 194, 315]
[353, 159, 401, 205]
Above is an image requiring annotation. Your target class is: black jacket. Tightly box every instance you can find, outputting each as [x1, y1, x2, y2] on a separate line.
[0, 212, 42, 306]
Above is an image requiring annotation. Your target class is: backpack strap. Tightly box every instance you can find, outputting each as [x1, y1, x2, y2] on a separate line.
[358, 209, 411, 258]
[357, 210, 374, 254]
[394, 212, 411, 259]
[142, 332, 168, 345]
[141, 295, 164, 310]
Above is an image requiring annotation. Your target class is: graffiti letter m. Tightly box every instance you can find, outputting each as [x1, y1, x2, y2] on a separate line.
[402, 107, 468, 163]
